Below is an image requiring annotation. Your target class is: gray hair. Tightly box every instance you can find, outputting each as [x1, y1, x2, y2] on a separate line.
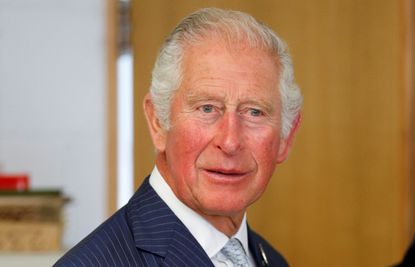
[149, 7, 302, 139]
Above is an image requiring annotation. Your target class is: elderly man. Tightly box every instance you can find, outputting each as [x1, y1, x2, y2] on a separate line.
[55, 7, 302, 267]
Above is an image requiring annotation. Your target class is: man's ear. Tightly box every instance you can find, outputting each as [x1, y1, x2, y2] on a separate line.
[143, 93, 167, 152]
[276, 113, 302, 163]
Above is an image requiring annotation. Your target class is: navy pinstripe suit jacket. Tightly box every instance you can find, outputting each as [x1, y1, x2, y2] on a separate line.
[54, 177, 289, 267]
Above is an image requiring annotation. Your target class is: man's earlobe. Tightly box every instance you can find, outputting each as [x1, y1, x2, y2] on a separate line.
[277, 113, 302, 163]
[143, 94, 167, 152]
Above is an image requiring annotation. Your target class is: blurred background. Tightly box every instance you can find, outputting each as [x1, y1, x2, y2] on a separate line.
[0, 0, 413, 266]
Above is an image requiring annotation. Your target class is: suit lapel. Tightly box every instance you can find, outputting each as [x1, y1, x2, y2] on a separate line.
[126, 177, 213, 266]
[248, 226, 271, 267]
[162, 225, 215, 267]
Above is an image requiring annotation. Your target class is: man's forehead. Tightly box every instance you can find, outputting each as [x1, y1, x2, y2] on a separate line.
[181, 39, 280, 82]
[182, 78, 277, 97]
[183, 33, 278, 62]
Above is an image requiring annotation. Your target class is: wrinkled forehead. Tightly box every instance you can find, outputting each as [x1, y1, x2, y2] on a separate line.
[180, 34, 281, 84]
[182, 28, 279, 62]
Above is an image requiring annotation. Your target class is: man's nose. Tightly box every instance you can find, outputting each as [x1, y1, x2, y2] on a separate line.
[213, 112, 243, 155]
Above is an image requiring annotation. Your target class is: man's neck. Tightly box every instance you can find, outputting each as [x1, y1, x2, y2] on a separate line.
[198, 212, 245, 237]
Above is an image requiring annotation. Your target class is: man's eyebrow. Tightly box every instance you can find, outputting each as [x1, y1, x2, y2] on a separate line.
[184, 89, 224, 104]
[184, 89, 277, 113]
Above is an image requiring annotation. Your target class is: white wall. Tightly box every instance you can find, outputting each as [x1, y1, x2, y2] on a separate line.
[0, 0, 107, 248]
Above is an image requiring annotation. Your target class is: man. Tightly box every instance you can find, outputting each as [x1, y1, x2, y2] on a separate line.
[55, 7, 302, 267]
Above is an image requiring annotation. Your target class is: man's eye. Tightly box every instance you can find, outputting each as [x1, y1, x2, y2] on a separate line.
[249, 108, 263, 117]
[200, 104, 214, 113]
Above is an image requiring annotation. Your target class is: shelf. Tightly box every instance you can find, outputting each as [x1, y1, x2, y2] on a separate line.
[0, 251, 64, 267]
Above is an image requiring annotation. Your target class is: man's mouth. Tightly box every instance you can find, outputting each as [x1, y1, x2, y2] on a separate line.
[203, 168, 250, 179]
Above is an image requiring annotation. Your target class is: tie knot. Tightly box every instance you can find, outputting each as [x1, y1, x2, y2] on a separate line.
[220, 238, 249, 266]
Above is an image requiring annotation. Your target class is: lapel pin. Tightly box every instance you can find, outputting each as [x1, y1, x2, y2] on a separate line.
[258, 243, 270, 267]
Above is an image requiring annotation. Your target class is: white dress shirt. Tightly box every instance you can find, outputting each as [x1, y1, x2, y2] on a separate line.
[149, 166, 256, 266]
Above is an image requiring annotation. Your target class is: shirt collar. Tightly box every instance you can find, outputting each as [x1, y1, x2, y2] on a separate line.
[149, 166, 250, 258]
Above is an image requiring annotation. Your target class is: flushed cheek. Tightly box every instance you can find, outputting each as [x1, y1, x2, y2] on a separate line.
[251, 134, 281, 172]
[167, 124, 211, 176]
[170, 121, 206, 151]
[250, 125, 280, 146]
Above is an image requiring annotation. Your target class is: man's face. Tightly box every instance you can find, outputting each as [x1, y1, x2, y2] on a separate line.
[148, 37, 291, 218]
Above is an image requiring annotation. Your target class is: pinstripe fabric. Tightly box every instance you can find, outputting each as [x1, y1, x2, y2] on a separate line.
[54, 177, 289, 267]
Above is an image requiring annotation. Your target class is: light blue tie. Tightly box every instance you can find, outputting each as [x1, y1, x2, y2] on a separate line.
[221, 238, 249, 267]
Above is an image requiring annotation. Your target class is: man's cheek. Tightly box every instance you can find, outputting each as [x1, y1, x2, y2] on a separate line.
[179, 128, 208, 154]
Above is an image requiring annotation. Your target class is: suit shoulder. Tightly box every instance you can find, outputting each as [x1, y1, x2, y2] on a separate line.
[54, 207, 138, 266]
[249, 229, 289, 267]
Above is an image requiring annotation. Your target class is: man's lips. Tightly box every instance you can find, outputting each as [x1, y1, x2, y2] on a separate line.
[202, 168, 250, 178]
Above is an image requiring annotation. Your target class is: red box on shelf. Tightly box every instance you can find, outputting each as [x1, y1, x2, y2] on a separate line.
[0, 174, 29, 191]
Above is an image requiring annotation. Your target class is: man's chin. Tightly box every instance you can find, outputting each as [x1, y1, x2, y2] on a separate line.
[199, 201, 247, 219]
